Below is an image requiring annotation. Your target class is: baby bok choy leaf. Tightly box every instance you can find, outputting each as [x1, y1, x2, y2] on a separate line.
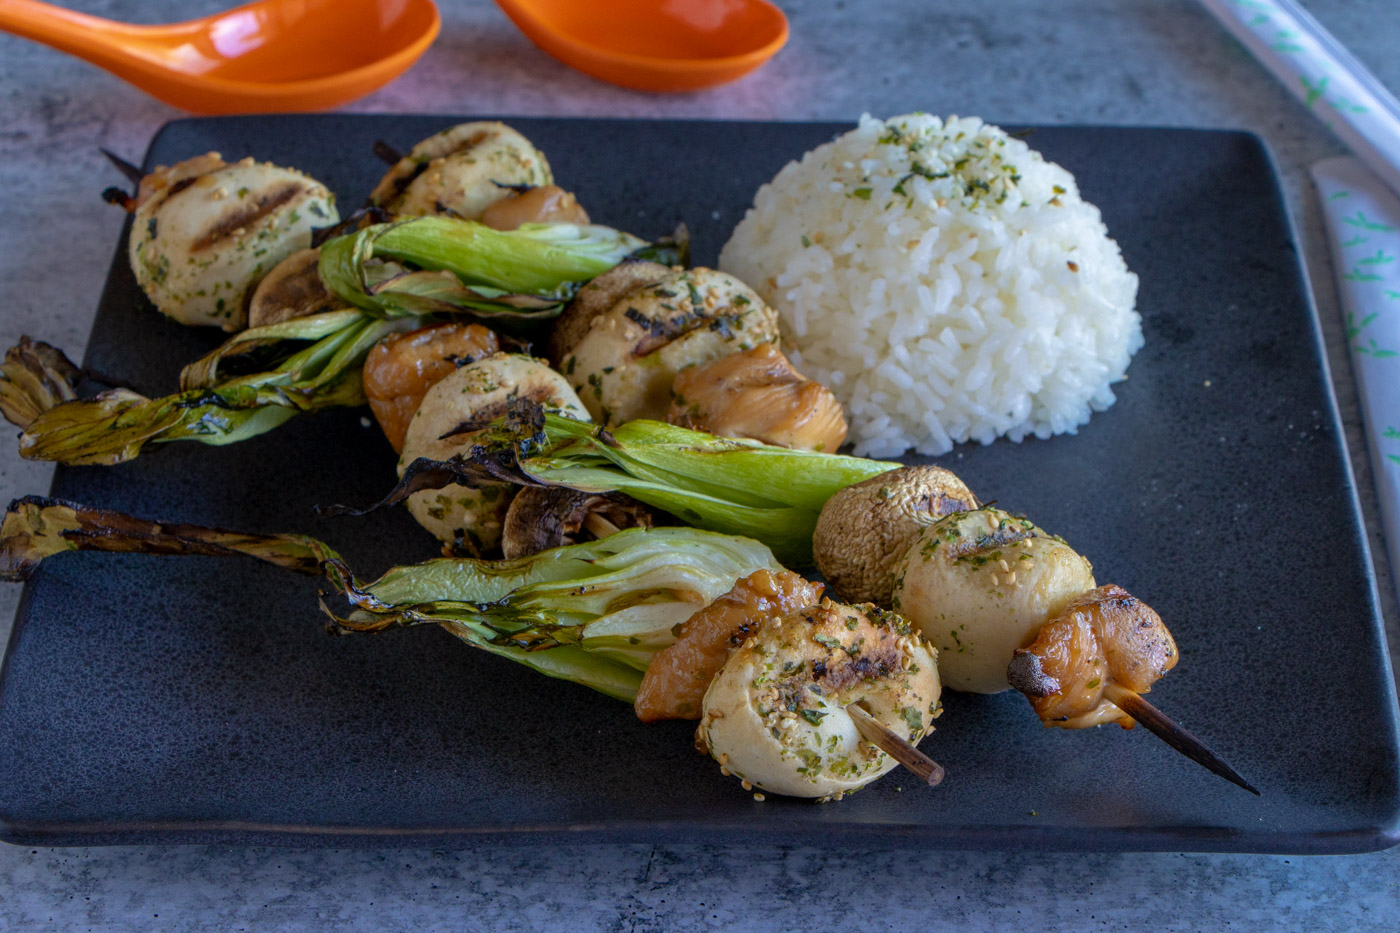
[0, 497, 780, 703]
[353, 400, 899, 567]
[318, 217, 688, 320]
[0, 311, 402, 466]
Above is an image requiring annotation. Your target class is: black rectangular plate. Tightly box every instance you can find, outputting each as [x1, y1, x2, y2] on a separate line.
[1, 116, 1398, 852]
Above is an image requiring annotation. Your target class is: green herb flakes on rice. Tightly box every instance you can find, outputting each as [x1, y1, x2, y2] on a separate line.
[719, 114, 1142, 458]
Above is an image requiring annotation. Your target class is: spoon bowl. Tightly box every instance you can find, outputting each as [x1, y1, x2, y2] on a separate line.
[0, 0, 441, 113]
[493, 0, 788, 93]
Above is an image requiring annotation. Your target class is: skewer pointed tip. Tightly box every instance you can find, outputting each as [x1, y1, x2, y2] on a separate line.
[100, 148, 144, 185]
[1103, 682, 1259, 795]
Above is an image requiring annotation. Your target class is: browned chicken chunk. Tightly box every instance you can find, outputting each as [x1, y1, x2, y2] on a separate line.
[633, 568, 824, 722]
[1007, 584, 1178, 729]
[362, 322, 500, 452]
[479, 185, 590, 230]
[667, 343, 849, 452]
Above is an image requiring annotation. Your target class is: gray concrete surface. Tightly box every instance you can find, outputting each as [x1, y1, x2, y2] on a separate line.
[0, 0, 1397, 928]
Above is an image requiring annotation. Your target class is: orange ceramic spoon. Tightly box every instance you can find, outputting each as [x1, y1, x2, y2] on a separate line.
[0, 0, 440, 113]
[493, 0, 788, 93]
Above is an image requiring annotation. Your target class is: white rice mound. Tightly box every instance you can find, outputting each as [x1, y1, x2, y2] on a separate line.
[718, 114, 1143, 458]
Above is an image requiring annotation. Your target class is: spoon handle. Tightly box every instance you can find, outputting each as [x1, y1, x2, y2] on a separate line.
[0, 0, 157, 69]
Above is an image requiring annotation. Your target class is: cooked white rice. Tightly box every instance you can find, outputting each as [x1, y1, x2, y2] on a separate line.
[718, 114, 1142, 458]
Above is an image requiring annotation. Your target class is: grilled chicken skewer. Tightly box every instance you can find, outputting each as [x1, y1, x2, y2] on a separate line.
[636, 569, 946, 797]
[1008, 586, 1258, 794]
[889, 505, 1257, 794]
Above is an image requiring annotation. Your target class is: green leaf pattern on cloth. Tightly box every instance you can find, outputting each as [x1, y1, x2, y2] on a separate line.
[1227, 0, 1375, 118]
[1312, 156, 1400, 593]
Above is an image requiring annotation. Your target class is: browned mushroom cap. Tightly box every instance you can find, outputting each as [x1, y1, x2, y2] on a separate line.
[813, 465, 979, 607]
[247, 247, 346, 328]
[546, 259, 673, 366]
[500, 486, 653, 559]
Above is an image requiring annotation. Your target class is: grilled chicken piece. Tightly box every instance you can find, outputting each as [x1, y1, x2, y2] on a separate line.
[893, 507, 1096, 694]
[556, 268, 781, 424]
[547, 259, 673, 366]
[398, 353, 589, 555]
[634, 569, 823, 723]
[1007, 584, 1178, 729]
[667, 343, 849, 452]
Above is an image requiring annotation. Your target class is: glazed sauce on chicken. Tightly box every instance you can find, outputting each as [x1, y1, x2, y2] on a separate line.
[1009, 584, 1178, 728]
[667, 343, 848, 452]
[479, 185, 590, 230]
[362, 323, 500, 452]
[634, 568, 824, 722]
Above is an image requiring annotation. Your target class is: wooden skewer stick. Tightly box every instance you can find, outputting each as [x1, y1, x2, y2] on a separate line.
[1102, 682, 1259, 796]
[100, 148, 144, 185]
[847, 702, 945, 787]
[372, 140, 403, 165]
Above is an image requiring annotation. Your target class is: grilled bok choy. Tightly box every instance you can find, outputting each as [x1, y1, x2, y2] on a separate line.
[0, 218, 684, 466]
[1, 311, 395, 466]
[0, 497, 779, 703]
[318, 217, 685, 320]
[364, 401, 899, 567]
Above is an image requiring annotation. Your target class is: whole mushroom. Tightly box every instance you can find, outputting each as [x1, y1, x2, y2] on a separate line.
[812, 465, 979, 607]
[500, 487, 652, 559]
[246, 247, 347, 329]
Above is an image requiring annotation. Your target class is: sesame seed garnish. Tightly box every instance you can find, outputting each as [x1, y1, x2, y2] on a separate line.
[753, 793, 766, 802]
[741, 780, 753, 791]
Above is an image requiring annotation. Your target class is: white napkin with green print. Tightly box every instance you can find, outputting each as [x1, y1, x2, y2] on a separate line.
[1200, 0, 1400, 200]
[1312, 157, 1400, 592]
